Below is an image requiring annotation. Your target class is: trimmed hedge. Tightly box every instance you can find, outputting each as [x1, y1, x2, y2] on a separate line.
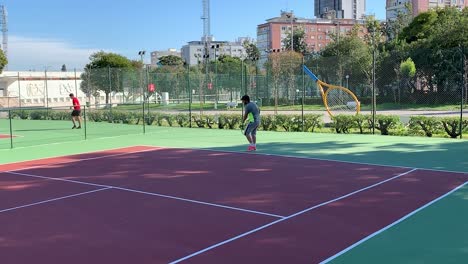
[7, 109, 467, 138]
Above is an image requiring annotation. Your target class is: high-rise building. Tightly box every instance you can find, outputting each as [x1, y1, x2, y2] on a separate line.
[257, 11, 367, 66]
[314, 0, 366, 19]
[386, 0, 467, 20]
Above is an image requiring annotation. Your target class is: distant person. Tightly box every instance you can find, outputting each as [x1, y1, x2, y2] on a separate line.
[241, 95, 260, 151]
[69, 93, 82, 129]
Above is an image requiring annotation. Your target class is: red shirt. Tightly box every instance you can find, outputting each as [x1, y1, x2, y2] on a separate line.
[72, 97, 81, 110]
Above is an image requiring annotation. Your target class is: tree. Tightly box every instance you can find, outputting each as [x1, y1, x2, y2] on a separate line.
[243, 40, 260, 62]
[216, 55, 243, 101]
[400, 58, 416, 78]
[282, 28, 308, 54]
[399, 58, 417, 99]
[314, 27, 372, 97]
[158, 55, 184, 66]
[0, 49, 7, 73]
[265, 51, 303, 110]
[61, 64, 67, 72]
[398, 7, 468, 102]
[80, 51, 135, 104]
[387, 2, 413, 40]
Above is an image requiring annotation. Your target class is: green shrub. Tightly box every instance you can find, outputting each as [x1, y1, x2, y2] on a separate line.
[163, 114, 176, 127]
[192, 115, 207, 128]
[48, 111, 70, 120]
[260, 115, 276, 131]
[223, 114, 242, 129]
[373, 115, 401, 135]
[408, 116, 442, 137]
[29, 110, 48, 120]
[332, 115, 355, 134]
[354, 114, 371, 134]
[440, 117, 468, 138]
[217, 115, 227, 129]
[275, 115, 292, 131]
[303, 114, 323, 132]
[175, 113, 189, 127]
[10, 110, 30, 119]
[87, 111, 105, 122]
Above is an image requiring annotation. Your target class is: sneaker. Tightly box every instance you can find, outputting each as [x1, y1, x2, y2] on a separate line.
[77, 126, 81, 129]
[247, 146, 256, 152]
[72, 126, 76, 129]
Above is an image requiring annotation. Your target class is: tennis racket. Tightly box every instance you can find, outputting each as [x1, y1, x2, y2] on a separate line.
[303, 65, 360, 117]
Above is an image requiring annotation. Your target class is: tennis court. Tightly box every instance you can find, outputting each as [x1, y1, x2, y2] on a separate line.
[0, 127, 467, 264]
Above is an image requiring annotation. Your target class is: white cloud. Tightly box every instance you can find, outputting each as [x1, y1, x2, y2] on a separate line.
[6, 36, 102, 71]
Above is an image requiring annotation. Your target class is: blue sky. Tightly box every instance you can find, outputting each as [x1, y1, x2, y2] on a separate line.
[4, 0, 385, 70]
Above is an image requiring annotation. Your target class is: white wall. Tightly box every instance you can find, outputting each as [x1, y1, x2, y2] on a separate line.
[0, 71, 126, 108]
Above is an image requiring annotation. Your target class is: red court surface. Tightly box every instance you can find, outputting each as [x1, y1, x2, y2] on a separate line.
[1, 146, 467, 264]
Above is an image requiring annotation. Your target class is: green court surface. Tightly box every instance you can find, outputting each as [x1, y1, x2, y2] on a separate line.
[0, 119, 467, 263]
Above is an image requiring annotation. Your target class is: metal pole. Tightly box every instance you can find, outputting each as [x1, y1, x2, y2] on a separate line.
[83, 106, 87, 140]
[108, 66, 112, 108]
[17, 72, 21, 108]
[372, 40, 376, 135]
[142, 93, 146, 134]
[188, 63, 192, 128]
[241, 59, 244, 96]
[302, 56, 305, 132]
[142, 67, 146, 134]
[291, 13, 294, 51]
[44, 69, 49, 117]
[9, 109, 13, 149]
[146, 65, 150, 116]
[460, 45, 465, 139]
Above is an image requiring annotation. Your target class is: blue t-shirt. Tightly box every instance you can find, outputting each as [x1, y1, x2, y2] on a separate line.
[245, 102, 260, 123]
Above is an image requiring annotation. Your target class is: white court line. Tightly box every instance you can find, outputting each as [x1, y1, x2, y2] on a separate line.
[0, 187, 111, 214]
[168, 168, 418, 264]
[0, 129, 163, 152]
[5, 146, 159, 173]
[6, 171, 284, 219]
[319, 180, 468, 264]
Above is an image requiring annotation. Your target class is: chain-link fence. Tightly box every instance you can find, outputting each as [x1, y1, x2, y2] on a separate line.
[0, 47, 466, 148]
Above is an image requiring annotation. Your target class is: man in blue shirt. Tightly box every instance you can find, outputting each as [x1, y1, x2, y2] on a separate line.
[241, 95, 261, 151]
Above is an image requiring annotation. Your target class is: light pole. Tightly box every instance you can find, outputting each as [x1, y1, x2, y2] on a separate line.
[138, 50, 146, 108]
[346, 74, 349, 89]
[252, 55, 259, 101]
[286, 11, 295, 51]
[335, 21, 343, 87]
[138, 50, 146, 64]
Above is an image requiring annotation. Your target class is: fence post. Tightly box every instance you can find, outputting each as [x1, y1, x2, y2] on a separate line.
[187, 63, 192, 128]
[142, 96, 146, 134]
[460, 45, 465, 139]
[9, 109, 13, 149]
[17, 72, 21, 108]
[83, 105, 87, 140]
[108, 67, 113, 120]
[44, 69, 49, 118]
[302, 56, 305, 132]
[372, 46, 376, 135]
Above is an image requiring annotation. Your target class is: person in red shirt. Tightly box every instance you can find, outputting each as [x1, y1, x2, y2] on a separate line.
[69, 93, 82, 129]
